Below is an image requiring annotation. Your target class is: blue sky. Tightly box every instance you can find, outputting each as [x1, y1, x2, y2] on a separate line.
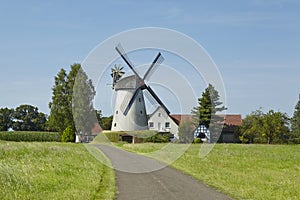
[0, 0, 299, 117]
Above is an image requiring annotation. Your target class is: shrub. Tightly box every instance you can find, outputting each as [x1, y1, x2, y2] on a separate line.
[104, 131, 122, 142]
[0, 131, 61, 142]
[288, 137, 300, 144]
[193, 138, 202, 143]
[144, 133, 169, 143]
[62, 126, 75, 142]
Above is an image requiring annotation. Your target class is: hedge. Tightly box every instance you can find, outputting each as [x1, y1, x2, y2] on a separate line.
[0, 131, 61, 142]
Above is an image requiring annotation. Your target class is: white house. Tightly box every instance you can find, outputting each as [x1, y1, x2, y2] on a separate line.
[148, 106, 179, 140]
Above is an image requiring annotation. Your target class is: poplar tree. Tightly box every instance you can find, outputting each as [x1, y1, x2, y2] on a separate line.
[48, 64, 95, 136]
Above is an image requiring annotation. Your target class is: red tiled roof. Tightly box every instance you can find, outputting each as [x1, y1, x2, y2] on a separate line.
[170, 114, 193, 125]
[218, 114, 242, 126]
[169, 114, 242, 126]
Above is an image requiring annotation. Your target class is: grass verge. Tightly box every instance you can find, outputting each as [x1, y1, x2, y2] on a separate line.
[119, 143, 300, 200]
[0, 141, 115, 200]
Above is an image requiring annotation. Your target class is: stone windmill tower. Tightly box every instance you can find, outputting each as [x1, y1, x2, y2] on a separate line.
[111, 43, 170, 131]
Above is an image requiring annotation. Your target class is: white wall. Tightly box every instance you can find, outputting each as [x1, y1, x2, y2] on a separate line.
[148, 107, 179, 139]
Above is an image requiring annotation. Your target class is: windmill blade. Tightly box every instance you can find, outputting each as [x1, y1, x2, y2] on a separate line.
[120, 92, 132, 114]
[123, 88, 141, 116]
[143, 52, 164, 81]
[115, 43, 142, 79]
[144, 89, 157, 107]
[145, 85, 170, 115]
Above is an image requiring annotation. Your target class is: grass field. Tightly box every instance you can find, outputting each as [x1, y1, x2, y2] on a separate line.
[0, 141, 115, 200]
[119, 143, 300, 200]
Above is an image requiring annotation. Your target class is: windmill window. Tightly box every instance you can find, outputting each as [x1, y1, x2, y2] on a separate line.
[114, 123, 117, 127]
[165, 122, 170, 128]
[149, 122, 154, 128]
[139, 98, 141, 102]
[140, 110, 143, 114]
[116, 110, 118, 114]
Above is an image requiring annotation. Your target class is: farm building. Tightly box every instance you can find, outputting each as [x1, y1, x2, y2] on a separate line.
[148, 106, 242, 143]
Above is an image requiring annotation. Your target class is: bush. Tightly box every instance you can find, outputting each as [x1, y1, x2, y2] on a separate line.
[288, 137, 300, 144]
[253, 137, 267, 144]
[62, 126, 75, 142]
[0, 131, 61, 142]
[193, 138, 202, 143]
[104, 131, 122, 142]
[144, 133, 169, 143]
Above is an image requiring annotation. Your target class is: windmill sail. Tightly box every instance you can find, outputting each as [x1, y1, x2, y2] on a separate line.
[114, 43, 170, 118]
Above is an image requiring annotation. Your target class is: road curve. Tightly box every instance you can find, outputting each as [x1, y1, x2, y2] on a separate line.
[93, 144, 231, 200]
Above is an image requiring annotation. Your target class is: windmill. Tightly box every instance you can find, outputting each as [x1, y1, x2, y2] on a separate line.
[111, 64, 125, 89]
[111, 43, 170, 131]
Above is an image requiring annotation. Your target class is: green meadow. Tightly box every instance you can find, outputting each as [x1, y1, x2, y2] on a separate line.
[0, 141, 115, 200]
[119, 143, 300, 200]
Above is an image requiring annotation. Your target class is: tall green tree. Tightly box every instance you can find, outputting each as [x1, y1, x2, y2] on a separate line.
[49, 63, 96, 136]
[240, 110, 263, 143]
[72, 67, 96, 135]
[192, 84, 226, 128]
[192, 84, 226, 142]
[291, 95, 300, 142]
[240, 109, 290, 144]
[262, 110, 289, 144]
[48, 68, 69, 133]
[0, 108, 14, 131]
[12, 104, 47, 131]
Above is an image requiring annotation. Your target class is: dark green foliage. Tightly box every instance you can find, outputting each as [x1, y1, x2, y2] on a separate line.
[178, 120, 194, 143]
[48, 64, 96, 136]
[103, 131, 121, 143]
[192, 84, 226, 128]
[12, 105, 47, 131]
[100, 116, 113, 130]
[0, 131, 61, 142]
[0, 108, 14, 131]
[48, 68, 69, 133]
[61, 126, 75, 142]
[240, 109, 290, 144]
[95, 110, 112, 130]
[144, 133, 170, 143]
[240, 110, 263, 143]
[291, 96, 300, 143]
[72, 67, 97, 135]
[193, 138, 202, 143]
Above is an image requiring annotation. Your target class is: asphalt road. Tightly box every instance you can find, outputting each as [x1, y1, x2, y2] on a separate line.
[94, 144, 231, 200]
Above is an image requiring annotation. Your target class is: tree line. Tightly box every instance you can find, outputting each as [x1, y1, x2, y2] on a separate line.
[0, 105, 47, 131]
[239, 98, 300, 144]
[1, 63, 299, 144]
[178, 84, 300, 144]
[0, 64, 112, 140]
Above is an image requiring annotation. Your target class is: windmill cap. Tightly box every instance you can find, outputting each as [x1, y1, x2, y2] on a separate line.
[115, 75, 142, 90]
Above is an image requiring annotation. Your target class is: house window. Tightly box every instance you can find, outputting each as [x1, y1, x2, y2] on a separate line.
[149, 122, 154, 128]
[165, 122, 170, 128]
[158, 113, 161, 117]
